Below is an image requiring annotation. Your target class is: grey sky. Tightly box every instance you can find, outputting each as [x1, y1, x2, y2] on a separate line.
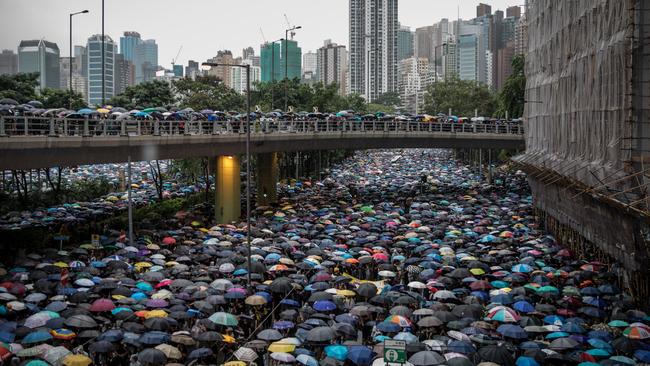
[1, 0, 519, 68]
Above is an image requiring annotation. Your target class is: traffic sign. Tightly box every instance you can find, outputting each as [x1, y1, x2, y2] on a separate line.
[384, 339, 406, 364]
[91, 234, 100, 247]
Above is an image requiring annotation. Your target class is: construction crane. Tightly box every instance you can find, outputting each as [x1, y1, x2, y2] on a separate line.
[171, 45, 183, 69]
[260, 28, 267, 43]
[284, 14, 297, 39]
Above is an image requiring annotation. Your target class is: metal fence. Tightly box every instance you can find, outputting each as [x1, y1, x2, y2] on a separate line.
[0, 116, 524, 138]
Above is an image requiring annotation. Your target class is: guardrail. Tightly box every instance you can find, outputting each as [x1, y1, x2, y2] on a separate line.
[0, 116, 524, 138]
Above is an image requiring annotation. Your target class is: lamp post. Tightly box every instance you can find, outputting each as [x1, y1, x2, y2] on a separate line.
[202, 62, 252, 284]
[69, 9, 89, 109]
[270, 38, 284, 110]
[284, 26, 301, 111]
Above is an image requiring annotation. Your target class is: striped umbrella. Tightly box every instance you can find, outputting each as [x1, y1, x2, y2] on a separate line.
[385, 315, 413, 327]
[623, 324, 650, 340]
[50, 329, 76, 340]
[486, 306, 520, 323]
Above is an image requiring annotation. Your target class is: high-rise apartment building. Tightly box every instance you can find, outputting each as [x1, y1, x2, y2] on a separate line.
[86, 34, 117, 106]
[0, 50, 18, 75]
[115, 53, 135, 94]
[397, 25, 414, 61]
[75, 46, 87, 77]
[349, 0, 398, 101]
[206, 50, 240, 88]
[18, 39, 60, 89]
[441, 42, 457, 79]
[477, 3, 492, 17]
[230, 59, 261, 95]
[515, 14, 528, 55]
[242, 47, 255, 61]
[506, 6, 521, 18]
[185, 60, 200, 79]
[317, 40, 348, 95]
[398, 57, 429, 113]
[303, 52, 317, 76]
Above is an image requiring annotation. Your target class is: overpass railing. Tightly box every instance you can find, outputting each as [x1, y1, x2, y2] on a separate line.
[0, 116, 524, 138]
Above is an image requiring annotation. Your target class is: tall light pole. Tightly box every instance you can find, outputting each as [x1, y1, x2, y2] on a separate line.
[270, 38, 284, 110]
[69, 9, 89, 109]
[202, 62, 252, 284]
[284, 26, 301, 111]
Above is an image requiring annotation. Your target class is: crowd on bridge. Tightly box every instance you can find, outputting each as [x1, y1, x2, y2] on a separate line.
[0, 98, 521, 125]
[0, 149, 647, 366]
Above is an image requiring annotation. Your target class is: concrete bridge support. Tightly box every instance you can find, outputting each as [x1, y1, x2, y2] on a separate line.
[214, 155, 241, 223]
[256, 152, 279, 206]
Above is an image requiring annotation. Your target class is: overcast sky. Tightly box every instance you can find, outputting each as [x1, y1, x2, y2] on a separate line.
[2, 0, 518, 68]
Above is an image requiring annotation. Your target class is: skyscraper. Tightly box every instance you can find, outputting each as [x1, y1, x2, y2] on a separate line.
[18, 39, 60, 89]
[119, 32, 158, 84]
[242, 47, 255, 60]
[303, 52, 317, 77]
[317, 40, 348, 95]
[477, 3, 492, 17]
[260, 40, 301, 82]
[114, 53, 135, 94]
[349, 0, 398, 101]
[397, 25, 414, 61]
[86, 34, 117, 106]
[206, 50, 240, 88]
[0, 50, 18, 75]
[515, 14, 528, 55]
[231, 59, 261, 94]
[185, 60, 199, 79]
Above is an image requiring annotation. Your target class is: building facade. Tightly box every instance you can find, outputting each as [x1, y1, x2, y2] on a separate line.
[86, 34, 117, 106]
[397, 25, 414, 61]
[230, 59, 261, 94]
[317, 40, 348, 95]
[349, 0, 399, 101]
[119, 32, 158, 84]
[185, 60, 200, 79]
[206, 50, 240, 88]
[0, 50, 18, 75]
[398, 57, 429, 113]
[260, 40, 301, 82]
[18, 39, 60, 89]
[302, 51, 317, 82]
[114, 53, 135, 94]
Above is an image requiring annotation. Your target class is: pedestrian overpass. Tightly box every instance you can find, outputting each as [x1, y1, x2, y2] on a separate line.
[0, 116, 525, 222]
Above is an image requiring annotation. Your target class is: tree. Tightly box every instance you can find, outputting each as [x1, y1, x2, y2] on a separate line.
[174, 76, 244, 111]
[39, 88, 87, 110]
[107, 80, 175, 109]
[423, 75, 496, 117]
[0, 73, 39, 103]
[374, 92, 400, 108]
[496, 54, 526, 119]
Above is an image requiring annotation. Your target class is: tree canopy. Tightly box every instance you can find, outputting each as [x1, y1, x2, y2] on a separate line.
[423, 75, 496, 117]
[496, 54, 526, 119]
[174, 76, 245, 112]
[0, 73, 39, 103]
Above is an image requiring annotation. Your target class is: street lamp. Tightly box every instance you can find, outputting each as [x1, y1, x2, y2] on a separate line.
[69, 9, 89, 109]
[270, 38, 284, 110]
[284, 26, 301, 111]
[202, 62, 252, 284]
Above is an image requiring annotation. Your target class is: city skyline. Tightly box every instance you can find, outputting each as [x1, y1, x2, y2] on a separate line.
[1, 0, 518, 69]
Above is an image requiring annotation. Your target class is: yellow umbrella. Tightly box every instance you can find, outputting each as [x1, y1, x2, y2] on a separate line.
[145, 309, 168, 319]
[460, 256, 478, 261]
[53, 262, 69, 268]
[199, 228, 209, 233]
[165, 261, 179, 267]
[337, 289, 356, 297]
[222, 334, 236, 344]
[135, 262, 152, 268]
[79, 244, 94, 250]
[97, 108, 110, 114]
[62, 354, 92, 366]
[268, 342, 296, 353]
[223, 362, 246, 366]
[111, 295, 126, 300]
[147, 244, 160, 250]
[470, 268, 486, 276]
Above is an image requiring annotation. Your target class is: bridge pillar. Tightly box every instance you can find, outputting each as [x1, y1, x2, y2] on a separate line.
[256, 152, 278, 206]
[214, 155, 241, 223]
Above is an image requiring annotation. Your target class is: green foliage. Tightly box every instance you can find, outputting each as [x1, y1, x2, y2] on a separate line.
[423, 75, 496, 117]
[107, 80, 175, 109]
[374, 92, 400, 107]
[39, 88, 87, 110]
[367, 103, 395, 114]
[496, 54, 526, 119]
[0, 73, 39, 103]
[174, 76, 244, 111]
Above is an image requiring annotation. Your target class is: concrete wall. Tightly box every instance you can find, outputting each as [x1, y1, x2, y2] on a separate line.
[520, 0, 650, 303]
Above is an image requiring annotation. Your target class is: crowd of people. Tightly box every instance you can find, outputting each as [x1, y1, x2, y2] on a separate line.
[0, 149, 647, 366]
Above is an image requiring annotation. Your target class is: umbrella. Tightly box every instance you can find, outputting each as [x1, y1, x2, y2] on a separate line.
[234, 347, 258, 362]
[88, 340, 115, 354]
[347, 345, 375, 365]
[325, 344, 348, 361]
[409, 351, 446, 366]
[209, 312, 238, 326]
[62, 354, 92, 366]
[305, 326, 335, 342]
[138, 348, 167, 365]
[478, 345, 514, 366]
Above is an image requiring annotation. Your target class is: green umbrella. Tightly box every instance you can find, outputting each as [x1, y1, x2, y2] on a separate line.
[537, 286, 559, 295]
[208, 312, 238, 326]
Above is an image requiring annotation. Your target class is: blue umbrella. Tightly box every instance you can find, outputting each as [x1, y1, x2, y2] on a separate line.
[546, 332, 570, 339]
[491, 294, 514, 305]
[313, 300, 337, 312]
[514, 301, 535, 313]
[0, 331, 15, 343]
[512, 264, 533, 273]
[516, 356, 540, 366]
[188, 347, 213, 360]
[634, 350, 650, 363]
[325, 345, 348, 361]
[394, 332, 418, 344]
[498, 324, 528, 339]
[544, 315, 565, 325]
[23, 330, 53, 344]
[588, 338, 614, 352]
[448, 340, 476, 354]
[98, 329, 124, 342]
[520, 341, 543, 350]
[336, 314, 358, 325]
[377, 322, 401, 333]
[139, 331, 170, 345]
[347, 345, 375, 366]
[280, 298, 300, 307]
[77, 108, 95, 115]
[273, 321, 295, 330]
[297, 354, 319, 366]
[561, 322, 586, 333]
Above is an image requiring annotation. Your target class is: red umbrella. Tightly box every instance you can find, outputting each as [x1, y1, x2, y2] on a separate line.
[90, 298, 116, 312]
[162, 237, 176, 245]
[469, 280, 492, 291]
[155, 279, 173, 289]
[372, 253, 388, 262]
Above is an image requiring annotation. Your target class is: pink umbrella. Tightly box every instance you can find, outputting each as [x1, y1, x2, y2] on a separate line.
[90, 298, 115, 312]
[162, 237, 176, 245]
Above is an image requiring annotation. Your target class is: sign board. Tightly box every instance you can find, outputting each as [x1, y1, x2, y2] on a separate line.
[384, 340, 406, 364]
[91, 234, 100, 247]
[53, 235, 70, 242]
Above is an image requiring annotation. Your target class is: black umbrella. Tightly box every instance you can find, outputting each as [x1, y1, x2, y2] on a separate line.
[357, 283, 378, 297]
[257, 329, 283, 341]
[305, 326, 335, 342]
[269, 277, 293, 293]
[408, 351, 446, 366]
[0, 98, 18, 105]
[89, 340, 115, 354]
[138, 348, 167, 365]
[478, 345, 514, 366]
[64, 314, 98, 328]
